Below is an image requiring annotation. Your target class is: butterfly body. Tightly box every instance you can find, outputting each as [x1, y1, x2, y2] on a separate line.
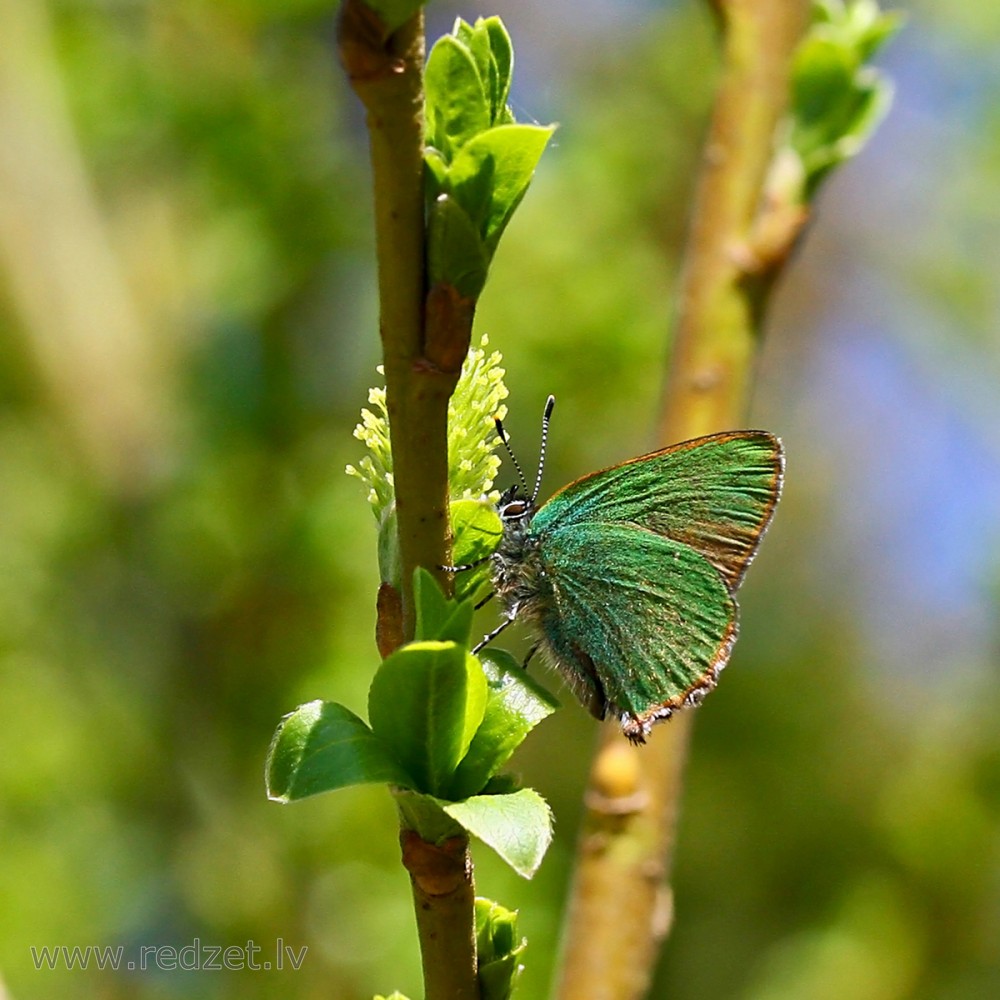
[489, 429, 784, 744]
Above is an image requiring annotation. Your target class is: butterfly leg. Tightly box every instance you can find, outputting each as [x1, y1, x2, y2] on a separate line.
[472, 614, 514, 655]
[440, 555, 490, 573]
[522, 643, 540, 670]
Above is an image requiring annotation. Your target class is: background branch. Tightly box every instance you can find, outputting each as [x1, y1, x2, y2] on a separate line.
[554, 2, 809, 997]
[0, 0, 170, 495]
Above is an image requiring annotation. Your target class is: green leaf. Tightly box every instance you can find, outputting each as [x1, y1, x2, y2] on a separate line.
[480, 946, 520, 998]
[839, 75, 894, 152]
[476, 898, 519, 965]
[441, 788, 552, 878]
[413, 566, 451, 640]
[369, 642, 488, 795]
[475, 898, 526, 1000]
[855, 11, 905, 61]
[423, 17, 552, 295]
[454, 20, 495, 118]
[801, 77, 894, 188]
[413, 566, 474, 646]
[786, 0, 902, 199]
[448, 650, 559, 800]
[814, 0, 904, 60]
[266, 701, 413, 802]
[792, 35, 858, 132]
[483, 18, 514, 123]
[424, 34, 489, 160]
[393, 787, 465, 843]
[427, 194, 489, 297]
[374, 992, 412, 1000]
[450, 499, 503, 603]
[376, 505, 401, 587]
[449, 124, 555, 252]
[438, 600, 475, 647]
[447, 17, 514, 127]
[481, 772, 521, 796]
[424, 147, 450, 203]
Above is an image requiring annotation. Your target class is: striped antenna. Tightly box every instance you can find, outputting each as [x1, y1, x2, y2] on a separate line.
[494, 414, 529, 496]
[531, 395, 556, 503]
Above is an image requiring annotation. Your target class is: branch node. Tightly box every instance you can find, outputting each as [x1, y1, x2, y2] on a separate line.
[400, 831, 471, 897]
[338, 0, 413, 87]
[585, 742, 649, 815]
[425, 282, 475, 375]
[376, 582, 404, 658]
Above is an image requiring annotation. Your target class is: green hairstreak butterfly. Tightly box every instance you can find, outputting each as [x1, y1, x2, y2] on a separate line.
[476, 396, 784, 744]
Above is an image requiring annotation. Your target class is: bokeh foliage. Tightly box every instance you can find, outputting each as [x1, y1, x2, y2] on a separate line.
[1, 2, 999, 999]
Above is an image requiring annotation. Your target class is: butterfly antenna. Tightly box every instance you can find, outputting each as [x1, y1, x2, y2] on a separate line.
[531, 395, 556, 503]
[494, 414, 530, 496]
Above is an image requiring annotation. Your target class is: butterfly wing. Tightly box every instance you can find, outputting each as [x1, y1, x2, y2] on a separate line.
[535, 431, 783, 592]
[530, 520, 738, 742]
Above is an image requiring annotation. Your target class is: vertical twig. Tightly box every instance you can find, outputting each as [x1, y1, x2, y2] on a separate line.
[339, 5, 477, 996]
[402, 832, 480, 1000]
[339, 1, 452, 636]
[554, 2, 808, 997]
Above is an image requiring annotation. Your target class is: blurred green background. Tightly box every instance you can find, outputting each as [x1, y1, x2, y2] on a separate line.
[2, 1, 999, 998]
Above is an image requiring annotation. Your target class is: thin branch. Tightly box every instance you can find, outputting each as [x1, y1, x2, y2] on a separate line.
[554, 2, 808, 997]
[402, 832, 479, 1000]
[658, 0, 809, 439]
[339, 1, 460, 639]
[339, 5, 478, 996]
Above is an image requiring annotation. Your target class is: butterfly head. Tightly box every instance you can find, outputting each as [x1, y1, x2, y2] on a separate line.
[492, 482, 545, 619]
[490, 396, 554, 619]
[497, 485, 536, 524]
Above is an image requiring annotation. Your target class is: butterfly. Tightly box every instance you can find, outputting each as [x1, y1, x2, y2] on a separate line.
[475, 396, 784, 744]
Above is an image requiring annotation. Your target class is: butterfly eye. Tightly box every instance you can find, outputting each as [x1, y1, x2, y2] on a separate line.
[502, 500, 530, 519]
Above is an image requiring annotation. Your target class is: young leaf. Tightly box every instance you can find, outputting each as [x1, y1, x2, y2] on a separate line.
[441, 788, 553, 878]
[413, 566, 452, 640]
[424, 35, 489, 160]
[454, 19, 495, 117]
[480, 773, 521, 796]
[422, 17, 552, 300]
[444, 17, 514, 124]
[480, 947, 522, 1000]
[448, 650, 559, 800]
[424, 148, 450, 202]
[377, 506, 402, 587]
[448, 124, 555, 252]
[483, 18, 514, 123]
[369, 642, 488, 795]
[427, 194, 490, 297]
[266, 701, 414, 802]
[475, 898, 526, 1000]
[394, 788, 466, 843]
[787, 0, 903, 199]
[438, 600, 475, 647]
[792, 35, 857, 135]
[413, 566, 475, 645]
[450, 499, 503, 603]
